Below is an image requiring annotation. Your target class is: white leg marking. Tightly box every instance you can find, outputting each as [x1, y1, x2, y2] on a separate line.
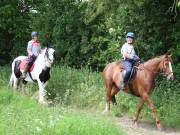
[37, 80, 47, 105]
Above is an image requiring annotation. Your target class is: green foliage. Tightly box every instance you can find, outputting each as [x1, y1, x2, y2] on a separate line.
[46, 66, 104, 107]
[30, 0, 180, 69]
[0, 0, 179, 69]
[0, 0, 43, 65]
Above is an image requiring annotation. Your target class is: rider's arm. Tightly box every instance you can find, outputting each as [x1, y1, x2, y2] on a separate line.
[39, 44, 42, 51]
[122, 51, 134, 59]
[121, 44, 139, 60]
[27, 41, 33, 56]
[121, 44, 133, 59]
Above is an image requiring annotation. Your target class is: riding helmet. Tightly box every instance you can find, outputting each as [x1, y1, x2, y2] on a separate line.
[126, 32, 135, 38]
[31, 31, 39, 37]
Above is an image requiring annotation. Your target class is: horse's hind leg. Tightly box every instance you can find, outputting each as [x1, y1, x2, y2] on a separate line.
[103, 79, 112, 113]
[133, 98, 144, 126]
[13, 77, 19, 90]
[19, 80, 26, 94]
[8, 74, 14, 88]
[111, 85, 119, 105]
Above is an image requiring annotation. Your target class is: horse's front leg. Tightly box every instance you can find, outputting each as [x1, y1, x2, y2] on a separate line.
[143, 93, 162, 130]
[37, 80, 48, 105]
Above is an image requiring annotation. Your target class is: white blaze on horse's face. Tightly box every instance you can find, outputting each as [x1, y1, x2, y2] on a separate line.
[164, 60, 174, 81]
[167, 61, 174, 80]
[48, 48, 55, 63]
[169, 62, 173, 73]
[45, 48, 55, 65]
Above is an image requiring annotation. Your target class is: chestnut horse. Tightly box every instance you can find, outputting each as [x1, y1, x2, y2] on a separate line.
[103, 53, 174, 130]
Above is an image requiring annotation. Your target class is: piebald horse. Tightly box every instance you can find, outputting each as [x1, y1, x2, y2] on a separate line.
[9, 47, 55, 104]
[103, 53, 174, 130]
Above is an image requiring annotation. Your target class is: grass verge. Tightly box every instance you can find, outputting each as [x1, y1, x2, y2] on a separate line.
[0, 87, 125, 135]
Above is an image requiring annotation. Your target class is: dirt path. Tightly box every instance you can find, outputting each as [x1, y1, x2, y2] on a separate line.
[115, 116, 180, 135]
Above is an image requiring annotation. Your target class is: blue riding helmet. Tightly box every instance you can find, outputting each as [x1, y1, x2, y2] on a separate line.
[126, 32, 135, 38]
[31, 31, 39, 37]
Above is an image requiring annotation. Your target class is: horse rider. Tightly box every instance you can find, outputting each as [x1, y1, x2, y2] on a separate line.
[21, 31, 41, 78]
[120, 32, 140, 89]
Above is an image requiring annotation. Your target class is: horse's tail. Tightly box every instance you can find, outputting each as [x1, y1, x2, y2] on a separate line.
[8, 73, 14, 88]
[8, 60, 15, 88]
[111, 95, 117, 105]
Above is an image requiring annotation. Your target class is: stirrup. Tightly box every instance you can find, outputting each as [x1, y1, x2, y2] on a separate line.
[119, 83, 125, 90]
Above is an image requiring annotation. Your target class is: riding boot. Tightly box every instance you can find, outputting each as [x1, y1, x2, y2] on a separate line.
[21, 64, 30, 79]
[119, 70, 127, 90]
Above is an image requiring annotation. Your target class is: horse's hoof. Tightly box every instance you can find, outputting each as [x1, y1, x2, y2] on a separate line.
[157, 123, 163, 131]
[133, 121, 139, 128]
[38, 99, 48, 105]
[102, 110, 109, 115]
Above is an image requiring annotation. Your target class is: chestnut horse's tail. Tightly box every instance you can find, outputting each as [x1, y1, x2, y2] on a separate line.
[111, 95, 117, 105]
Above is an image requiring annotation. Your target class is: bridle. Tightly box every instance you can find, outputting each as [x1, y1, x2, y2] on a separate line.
[45, 47, 55, 57]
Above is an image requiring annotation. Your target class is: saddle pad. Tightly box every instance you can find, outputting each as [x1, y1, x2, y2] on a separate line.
[19, 58, 35, 72]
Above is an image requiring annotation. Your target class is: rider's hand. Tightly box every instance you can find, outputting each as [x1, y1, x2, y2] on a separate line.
[28, 51, 33, 56]
[140, 59, 144, 63]
[133, 55, 140, 61]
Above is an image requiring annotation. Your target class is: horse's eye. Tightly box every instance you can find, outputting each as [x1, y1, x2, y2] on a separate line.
[164, 63, 169, 68]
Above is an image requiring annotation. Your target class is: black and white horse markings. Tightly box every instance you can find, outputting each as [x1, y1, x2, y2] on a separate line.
[9, 47, 55, 104]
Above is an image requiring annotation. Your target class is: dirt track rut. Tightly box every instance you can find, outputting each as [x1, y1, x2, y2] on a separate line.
[116, 116, 180, 135]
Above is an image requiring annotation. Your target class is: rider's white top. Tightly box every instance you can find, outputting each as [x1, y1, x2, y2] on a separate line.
[27, 40, 41, 56]
[121, 42, 136, 59]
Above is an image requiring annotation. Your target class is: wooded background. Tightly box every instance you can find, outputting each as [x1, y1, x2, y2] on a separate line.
[0, 1, 180, 131]
[0, 0, 179, 70]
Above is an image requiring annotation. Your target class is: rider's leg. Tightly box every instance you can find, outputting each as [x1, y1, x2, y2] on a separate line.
[120, 60, 133, 89]
[22, 55, 36, 78]
[21, 64, 30, 78]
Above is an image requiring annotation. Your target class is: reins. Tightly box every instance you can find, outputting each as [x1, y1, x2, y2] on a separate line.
[135, 62, 173, 76]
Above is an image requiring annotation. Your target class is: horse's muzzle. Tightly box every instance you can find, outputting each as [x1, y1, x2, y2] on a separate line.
[48, 55, 54, 64]
[167, 73, 174, 81]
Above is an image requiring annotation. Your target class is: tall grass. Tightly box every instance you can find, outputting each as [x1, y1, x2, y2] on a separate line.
[0, 65, 179, 128]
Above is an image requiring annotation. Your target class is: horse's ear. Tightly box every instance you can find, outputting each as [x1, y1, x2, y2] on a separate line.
[165, 52, 171, 55]
[45, 33, 50, 48]
[165, 52, 172, 57]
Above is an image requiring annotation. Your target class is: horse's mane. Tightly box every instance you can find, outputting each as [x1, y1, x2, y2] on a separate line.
[144, 55, 165, 66]
[35, 48, 47, 61]
[39, 48, 48, 56]
[145, 53, 173, 64]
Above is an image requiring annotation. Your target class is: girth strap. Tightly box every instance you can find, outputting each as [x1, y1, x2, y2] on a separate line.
[28, 72, 37, 83]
